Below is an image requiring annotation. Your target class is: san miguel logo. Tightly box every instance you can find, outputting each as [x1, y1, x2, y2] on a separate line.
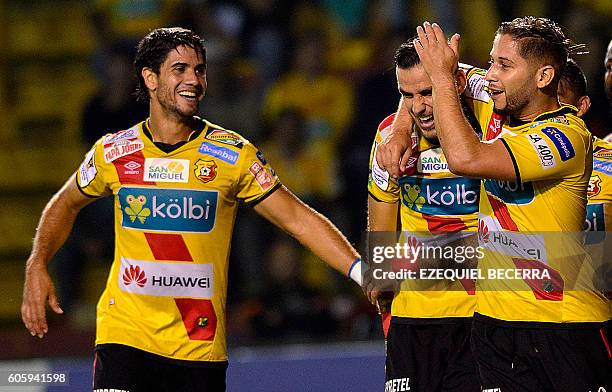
[123, 265, 147, 287]
[194, 159, 217, 183]
[588, 175, 602, 198]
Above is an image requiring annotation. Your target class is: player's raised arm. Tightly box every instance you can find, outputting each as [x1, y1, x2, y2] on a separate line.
[253, 186, 362, 284]
[414, 22, 516, 180]
[21, 177, 97, 338]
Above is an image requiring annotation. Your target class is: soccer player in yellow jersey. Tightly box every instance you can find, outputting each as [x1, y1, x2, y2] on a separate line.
[21, 28, 363, 392]
[378, 18, 610, 391]
[368, 39, 480, 391]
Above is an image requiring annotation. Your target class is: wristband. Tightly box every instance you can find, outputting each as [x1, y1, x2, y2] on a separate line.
[348, 258, 362, 285]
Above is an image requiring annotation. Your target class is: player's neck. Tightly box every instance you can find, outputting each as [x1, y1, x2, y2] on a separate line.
[513, 94, 560, 123]
[148, 106, 196, 144]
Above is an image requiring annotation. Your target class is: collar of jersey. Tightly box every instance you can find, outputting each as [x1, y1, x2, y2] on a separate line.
[507, 104, 577, 127]
[142, 117, 207, 153]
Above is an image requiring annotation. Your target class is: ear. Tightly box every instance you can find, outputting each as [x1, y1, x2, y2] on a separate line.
[536, 65, 555, 89]
[575, 95, 591, 117]
[142, 67, 158, 93]
[455, 68, 467, 95]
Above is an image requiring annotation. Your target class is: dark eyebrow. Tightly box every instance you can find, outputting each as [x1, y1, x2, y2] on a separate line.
[399, 87, 431, 96]
[497, 56, 515, 64]
[171, 61, 188, 68]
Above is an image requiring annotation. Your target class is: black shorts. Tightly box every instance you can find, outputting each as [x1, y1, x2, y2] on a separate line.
[385, 317, 479, 392]
[93, 344, 227, 392]
[471, 313, 612, 392]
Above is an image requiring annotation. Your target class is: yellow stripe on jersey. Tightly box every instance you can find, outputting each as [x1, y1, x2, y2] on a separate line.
[76, 117, 280, 362]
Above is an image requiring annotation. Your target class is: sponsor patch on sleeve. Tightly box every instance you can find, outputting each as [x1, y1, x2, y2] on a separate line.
[371, 145, 390, 191]
[198, 142, 240, 165]
[527, 133, 556, 169]
[205, 129, 244, 147]
[593, 159, 612, 176]
[104, 139, 145, 163]
[79, 147, 97, 187]
[540, 126, 575, 161]
[249, 162, 274, 190]
[102, 125, 140, 146]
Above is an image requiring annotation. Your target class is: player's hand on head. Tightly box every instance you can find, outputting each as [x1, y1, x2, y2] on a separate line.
[414, 22, 461, 79]
[21, 262, 63, 338]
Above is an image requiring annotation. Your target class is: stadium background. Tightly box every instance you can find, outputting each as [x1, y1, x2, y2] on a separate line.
[0, 0, 609, 390]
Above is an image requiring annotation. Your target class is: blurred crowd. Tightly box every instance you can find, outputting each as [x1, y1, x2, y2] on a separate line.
[50, 0, 611, 345]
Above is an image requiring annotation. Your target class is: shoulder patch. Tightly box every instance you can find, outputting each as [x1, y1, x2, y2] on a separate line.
[198, 142, 240, 165]
[103, 139, 145, 163]
[593, 159, 612, 176]
[527, 133, 556, 169]
[79, 147, 97, 186]
[102, 125, 140, 146]
[593, 147, 612, 160]
[540, 126, 575, 161]
[464, 70, 489, 102]
[371, 144, 390, 191]
[205, 129, 244, 148]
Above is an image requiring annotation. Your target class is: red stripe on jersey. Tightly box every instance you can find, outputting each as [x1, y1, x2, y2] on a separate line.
[174, 299, 217, 341]
[112, 151, 152, 185]
[144, 233, 193, 262]
[377, 113, 397, 132]
[458, 278, 476, 295]
[422, 214, 469, 233]
[512, 258, 564, 301]
[599, 328, 612, 360]
[381, 312, 391, 338]
[486, 194, 519, 231]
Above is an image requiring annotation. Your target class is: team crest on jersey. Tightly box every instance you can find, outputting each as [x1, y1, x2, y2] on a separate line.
[588, 175, 602, 198]
[205, 129, 244, 147]
[104, 139, 144, 163]
[194, 159, 217, 183]
[593, 147, 612, 159]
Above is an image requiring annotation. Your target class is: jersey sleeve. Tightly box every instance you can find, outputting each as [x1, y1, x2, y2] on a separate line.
[461, 64, 498, 138]
[75, 137, 111, 197]
[235, 142, 281, 205]
[368, 114, 400, 203]
[501, 123, 589, 183]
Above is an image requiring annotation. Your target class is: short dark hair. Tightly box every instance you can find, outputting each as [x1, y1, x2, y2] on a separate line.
[134, 27, 206, 102]
[560, 58, 587, 97]
[394, 37, 420, 69]
[496, 17, 571, 85]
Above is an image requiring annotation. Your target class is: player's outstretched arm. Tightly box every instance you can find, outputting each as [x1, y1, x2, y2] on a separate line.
[21, 177, 96, 338]
[254, 186, 362, 283]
